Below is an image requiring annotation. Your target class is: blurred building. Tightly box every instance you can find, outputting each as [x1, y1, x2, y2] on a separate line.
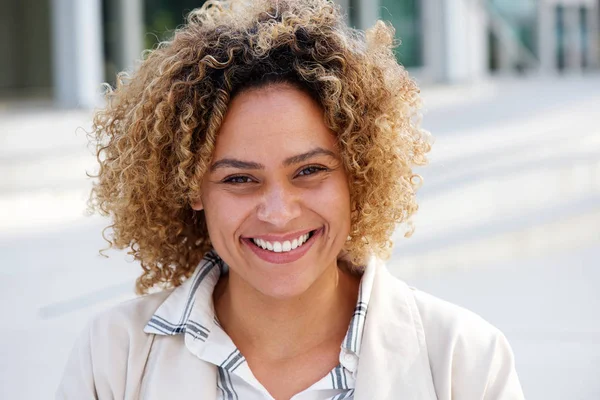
[347, 0, 600, 82]
[0, 0, 598, 109]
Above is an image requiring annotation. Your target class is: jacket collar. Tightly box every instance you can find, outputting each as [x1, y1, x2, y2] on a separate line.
[354, 259, 437, 399]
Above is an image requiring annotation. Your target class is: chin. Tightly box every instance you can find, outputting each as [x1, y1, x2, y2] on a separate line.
[249, 266, 322, 300]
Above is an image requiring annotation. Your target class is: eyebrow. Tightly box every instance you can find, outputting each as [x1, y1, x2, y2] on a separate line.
[283, 148, 338, 167]
[209, 159, 263, 172]
[209, 147, 338, 172]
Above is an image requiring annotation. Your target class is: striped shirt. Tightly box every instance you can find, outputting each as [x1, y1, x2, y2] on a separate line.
[144, 250, 375, 400]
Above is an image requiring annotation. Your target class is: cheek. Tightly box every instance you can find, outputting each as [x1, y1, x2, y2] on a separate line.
[202, 192, 254, 237]
[310, 175, 351, 226]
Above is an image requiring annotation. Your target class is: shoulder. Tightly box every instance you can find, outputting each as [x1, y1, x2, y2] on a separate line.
[83, 289, 174, 365]
[56, 290, 174, 399]
[89, 289, 173, 338]
[373, 263, 503, 344]
[408, 286, 524, 399]
[410, 287, 504, 344]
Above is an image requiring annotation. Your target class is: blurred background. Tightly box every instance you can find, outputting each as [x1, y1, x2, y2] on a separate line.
[0, 0, 598, 398]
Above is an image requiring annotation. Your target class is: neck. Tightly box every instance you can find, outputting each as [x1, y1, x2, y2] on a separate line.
[214, 261, 360, 362]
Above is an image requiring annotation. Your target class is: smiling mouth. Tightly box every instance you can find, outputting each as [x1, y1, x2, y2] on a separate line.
[250, 230, 318, 253]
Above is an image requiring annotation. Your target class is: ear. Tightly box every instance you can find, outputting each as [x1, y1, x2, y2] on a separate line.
[191, 197, 204, 211]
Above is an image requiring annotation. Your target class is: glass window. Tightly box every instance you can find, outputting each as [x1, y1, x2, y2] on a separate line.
[580, 6, 588, 68]
[144, 0, 209, 49]
[489, 0, 536, 55]
[379, 0, 423, 68]
[556, 5, 565, 71]
[102, 0, 208, 86]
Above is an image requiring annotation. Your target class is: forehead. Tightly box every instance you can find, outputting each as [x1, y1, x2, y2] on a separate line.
[212, 85, 338, 161]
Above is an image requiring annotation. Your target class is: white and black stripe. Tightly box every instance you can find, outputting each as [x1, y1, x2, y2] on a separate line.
[332, 389, 355, 400]
[221, 349, 245, 373]
[217, 367, 238, 400]
[330, 364, 350, 390]
[215, 349, 247, 399]
[143, 250, 221, 337]
[343, 301, 368, 353]
[146, 311, 211, 341]
[177, 252, 221, 326]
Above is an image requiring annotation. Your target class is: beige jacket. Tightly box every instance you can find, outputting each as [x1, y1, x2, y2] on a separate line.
[56, 261, 525, 399]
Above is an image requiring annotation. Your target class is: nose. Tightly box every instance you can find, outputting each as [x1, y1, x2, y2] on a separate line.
[256, 183, 301, 227]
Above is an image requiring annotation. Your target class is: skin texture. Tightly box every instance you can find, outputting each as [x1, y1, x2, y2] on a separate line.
[193, 84, 361, 399]
[194, 84, 351, 299]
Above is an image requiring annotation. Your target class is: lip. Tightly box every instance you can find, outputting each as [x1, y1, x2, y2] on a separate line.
[242, 227, 323, 264]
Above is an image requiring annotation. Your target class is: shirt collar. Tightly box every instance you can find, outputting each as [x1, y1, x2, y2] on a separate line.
[340, 255, 375, 358]
[144, 250, 223, 343]
[144, 250, 377, 362]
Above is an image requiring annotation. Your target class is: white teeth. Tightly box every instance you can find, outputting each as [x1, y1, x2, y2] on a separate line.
[251, 231, 314, 253]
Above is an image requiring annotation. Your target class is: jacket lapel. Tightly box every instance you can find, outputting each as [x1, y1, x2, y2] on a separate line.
[140, 335, 218, 400]
[355, 262, 437, 399]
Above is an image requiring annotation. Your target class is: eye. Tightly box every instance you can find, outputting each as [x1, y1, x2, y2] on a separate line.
[297, 165, 328, 177]
[222, 175, 255, 184]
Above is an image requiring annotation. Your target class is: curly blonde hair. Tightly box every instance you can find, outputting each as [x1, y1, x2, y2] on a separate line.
[91, 0, 431, 294]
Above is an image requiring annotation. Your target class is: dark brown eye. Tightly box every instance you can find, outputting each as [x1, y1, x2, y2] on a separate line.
[297, 165, 327, 177]
[223, 175, 254, 184]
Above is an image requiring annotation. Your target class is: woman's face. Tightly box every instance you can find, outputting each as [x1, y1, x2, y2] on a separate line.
[194, 84, 351, 299]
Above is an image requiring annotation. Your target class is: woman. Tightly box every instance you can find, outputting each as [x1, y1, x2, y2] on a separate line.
[58, 0, 524, 399]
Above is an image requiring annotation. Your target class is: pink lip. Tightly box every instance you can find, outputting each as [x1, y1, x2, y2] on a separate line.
[242, 228, 323, 264]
